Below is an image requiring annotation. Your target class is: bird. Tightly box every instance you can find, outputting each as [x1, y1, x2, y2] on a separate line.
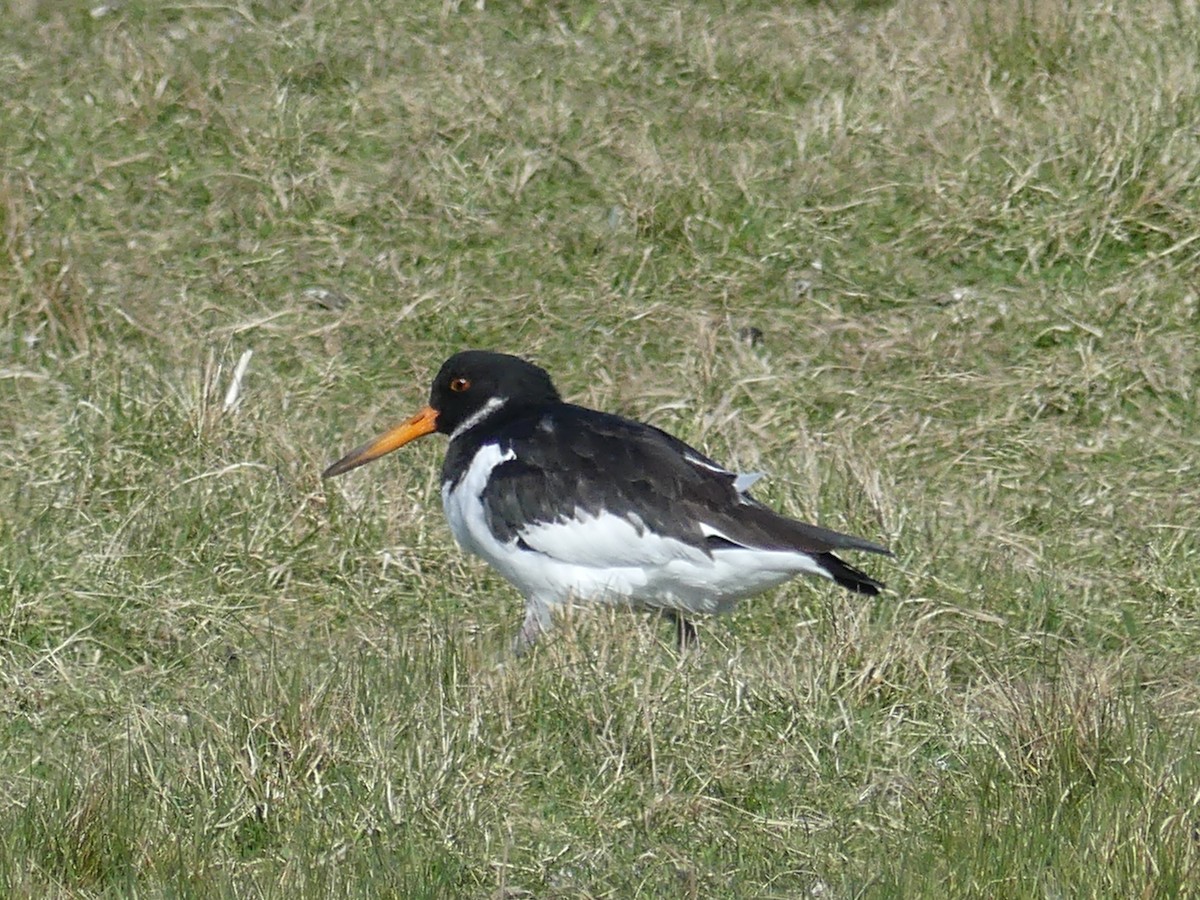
[323, 350, 891, 652]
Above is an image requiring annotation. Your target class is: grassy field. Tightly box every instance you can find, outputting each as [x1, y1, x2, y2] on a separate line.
[3, 0, 1199, 895]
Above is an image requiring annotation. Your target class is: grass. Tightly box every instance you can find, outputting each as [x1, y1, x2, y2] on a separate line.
[2, 0, 1199, 895]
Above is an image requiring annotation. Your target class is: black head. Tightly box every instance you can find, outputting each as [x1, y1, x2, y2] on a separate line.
[430, 350, 561, 436]
[322, 350, 561, 479]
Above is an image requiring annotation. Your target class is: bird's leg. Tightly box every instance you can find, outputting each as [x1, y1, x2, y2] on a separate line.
[513, 600, 553, 656]
[662, 609, 699, 650]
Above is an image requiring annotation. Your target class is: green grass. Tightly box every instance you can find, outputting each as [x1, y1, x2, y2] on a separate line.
[3, 0, 1199, 895]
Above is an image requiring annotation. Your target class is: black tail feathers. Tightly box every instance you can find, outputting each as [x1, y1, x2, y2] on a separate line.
[820, 552, 886, 596]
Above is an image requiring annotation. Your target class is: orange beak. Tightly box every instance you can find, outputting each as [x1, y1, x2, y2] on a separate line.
[322, 405, 439, 478]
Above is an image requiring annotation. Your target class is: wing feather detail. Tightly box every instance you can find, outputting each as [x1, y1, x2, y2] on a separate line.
[475, 405, 890, 567]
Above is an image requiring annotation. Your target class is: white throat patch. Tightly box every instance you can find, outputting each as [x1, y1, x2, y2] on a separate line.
[450, 396, 507, 440]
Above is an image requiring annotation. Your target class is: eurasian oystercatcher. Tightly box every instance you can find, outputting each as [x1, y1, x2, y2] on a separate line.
[323, 351, 891, 651]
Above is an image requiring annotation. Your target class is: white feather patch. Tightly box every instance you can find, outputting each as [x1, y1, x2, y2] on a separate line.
[684, 452, 731, 476]
[517, 510, 707, 569]
[450, 396, 507, 441]
[733, 471, 765, 493]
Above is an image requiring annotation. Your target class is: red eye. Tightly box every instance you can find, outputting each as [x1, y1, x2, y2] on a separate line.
[449, 377, 470, 393]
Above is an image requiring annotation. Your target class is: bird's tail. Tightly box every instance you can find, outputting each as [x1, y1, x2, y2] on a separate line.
[819, 552, 885, 596]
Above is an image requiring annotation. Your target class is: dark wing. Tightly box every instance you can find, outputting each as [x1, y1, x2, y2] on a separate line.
[477, 405, 891, 582]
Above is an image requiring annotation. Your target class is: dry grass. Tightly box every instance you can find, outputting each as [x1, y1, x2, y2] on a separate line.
[2, 0, 1199, 895]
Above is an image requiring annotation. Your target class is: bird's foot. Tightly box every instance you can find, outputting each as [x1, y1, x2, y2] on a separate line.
[661, 609, 700, 651]
[513, 602, 553, 656]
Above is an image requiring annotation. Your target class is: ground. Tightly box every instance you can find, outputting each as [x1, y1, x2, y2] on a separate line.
[1, 0, 1198, 895]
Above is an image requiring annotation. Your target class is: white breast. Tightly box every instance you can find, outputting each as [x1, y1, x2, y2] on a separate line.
[441, 442, 515, 558]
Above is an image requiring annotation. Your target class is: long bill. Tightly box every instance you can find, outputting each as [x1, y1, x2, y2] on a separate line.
[322, 405, 439, 478]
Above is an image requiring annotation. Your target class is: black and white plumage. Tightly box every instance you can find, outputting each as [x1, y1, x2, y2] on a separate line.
[323, 350, 891, 651]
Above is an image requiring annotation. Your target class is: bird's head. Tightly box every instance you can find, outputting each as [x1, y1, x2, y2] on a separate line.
[322, 350, 560, 478]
